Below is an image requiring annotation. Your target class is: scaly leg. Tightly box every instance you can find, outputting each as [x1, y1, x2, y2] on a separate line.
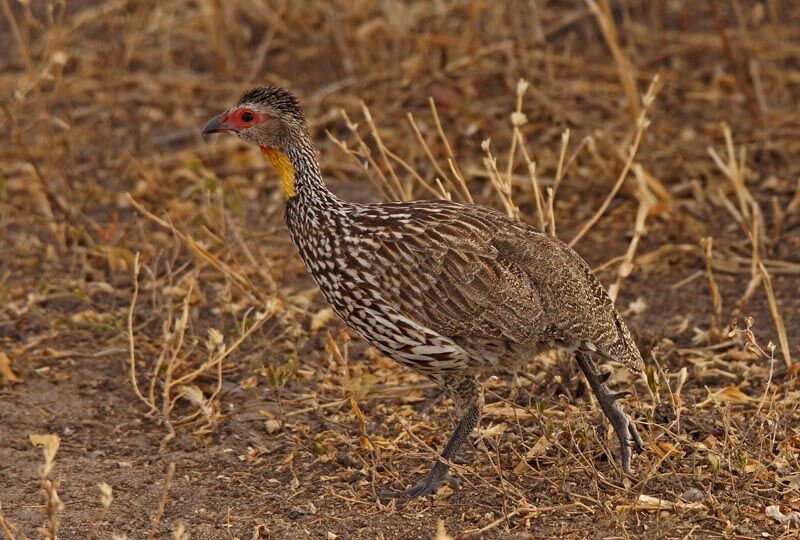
[574, 351, 644, 473]
[380, 403, 480, 500]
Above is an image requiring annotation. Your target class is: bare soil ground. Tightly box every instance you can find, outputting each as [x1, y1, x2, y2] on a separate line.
[1, 1, 800, 539]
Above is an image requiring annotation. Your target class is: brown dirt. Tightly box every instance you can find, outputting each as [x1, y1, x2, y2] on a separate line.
[1, 1, 799, 539]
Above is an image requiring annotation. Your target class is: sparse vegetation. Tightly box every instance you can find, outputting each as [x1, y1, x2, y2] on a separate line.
[1, 1, 799, 538]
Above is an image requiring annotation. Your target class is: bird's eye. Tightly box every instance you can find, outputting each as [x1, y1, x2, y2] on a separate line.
[240, 111, 255, 122]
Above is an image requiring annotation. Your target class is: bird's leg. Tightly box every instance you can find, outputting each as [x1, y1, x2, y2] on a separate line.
[380, 403, 480, 500]
[574, 351, 644, 473]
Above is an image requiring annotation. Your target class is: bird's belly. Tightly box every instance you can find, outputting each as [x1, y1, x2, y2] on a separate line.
[291, 238, 470, 375]
[315, 286, 469, 375]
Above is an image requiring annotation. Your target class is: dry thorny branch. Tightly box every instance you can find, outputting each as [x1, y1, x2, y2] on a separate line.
[125, 210, 278, 448]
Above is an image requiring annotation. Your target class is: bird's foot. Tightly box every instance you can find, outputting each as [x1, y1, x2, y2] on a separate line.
[379, 479, 440, 500]
[575, 355, 644, 474]
[379, 462, 449, 501]
[602, 396, 645, 473]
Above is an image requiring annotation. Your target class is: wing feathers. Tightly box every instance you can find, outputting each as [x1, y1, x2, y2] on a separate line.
[348, 200, 641, 371]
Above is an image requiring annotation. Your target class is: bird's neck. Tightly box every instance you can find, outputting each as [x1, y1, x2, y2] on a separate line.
[259, 143, 337, 205]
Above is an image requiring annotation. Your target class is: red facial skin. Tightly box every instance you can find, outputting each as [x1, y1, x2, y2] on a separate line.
[203, 107, 264, 136]
[222, 107, 263, 132]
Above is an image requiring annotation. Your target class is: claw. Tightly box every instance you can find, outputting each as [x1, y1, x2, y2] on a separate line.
[575, 352, 645, 474]
[629, 421, 645, 453]
[379, 474, 443, 501]
[379, 471, 463, 501]
[598, 371, 612, 383]
[379, 404, 479, 501]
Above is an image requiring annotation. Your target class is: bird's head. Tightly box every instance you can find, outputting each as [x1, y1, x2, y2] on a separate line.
[203, 86, 312, 200]
[202, 85, 307, 149]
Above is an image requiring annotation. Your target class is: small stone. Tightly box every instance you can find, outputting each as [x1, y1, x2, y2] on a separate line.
[335, 452, 358, 468]
[681, 488, 704, 502]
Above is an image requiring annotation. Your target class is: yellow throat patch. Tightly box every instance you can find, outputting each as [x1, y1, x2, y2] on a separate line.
[260, 146, 296, 200]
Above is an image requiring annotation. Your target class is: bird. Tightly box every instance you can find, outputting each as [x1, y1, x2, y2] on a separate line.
[203, 85, 645, 499]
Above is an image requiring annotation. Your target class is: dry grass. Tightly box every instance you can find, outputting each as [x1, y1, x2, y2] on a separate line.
[1, 1, 799, 538]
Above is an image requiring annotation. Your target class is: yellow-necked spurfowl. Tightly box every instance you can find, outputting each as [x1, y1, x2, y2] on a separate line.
[203, 86, 644, 499]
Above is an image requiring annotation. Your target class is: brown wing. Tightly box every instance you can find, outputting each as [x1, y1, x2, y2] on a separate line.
[351, 199, 643, 372]
[490, 218, 644, 371]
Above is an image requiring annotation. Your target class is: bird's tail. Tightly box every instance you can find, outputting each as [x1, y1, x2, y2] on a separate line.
[608, 306, 644, 372]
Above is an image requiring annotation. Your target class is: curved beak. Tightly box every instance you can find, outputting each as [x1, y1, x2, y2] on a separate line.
[202, 111, 236, 140]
